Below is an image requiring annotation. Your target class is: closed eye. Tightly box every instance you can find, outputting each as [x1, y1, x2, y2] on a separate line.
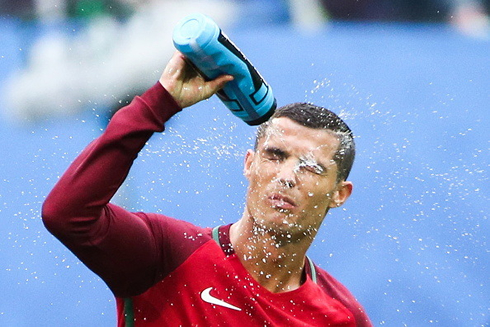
[262, 146, 287, 161]
[298, 159, 328, 176]
[300, 163, 324, 175]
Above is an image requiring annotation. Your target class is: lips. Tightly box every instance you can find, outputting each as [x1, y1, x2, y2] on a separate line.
[269, 193, 297, 210]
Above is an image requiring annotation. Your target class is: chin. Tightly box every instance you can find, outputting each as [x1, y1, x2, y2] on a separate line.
[253, 213, 310, 237]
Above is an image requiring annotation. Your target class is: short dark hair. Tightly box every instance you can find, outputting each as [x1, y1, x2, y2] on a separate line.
[255, 102, 356, 181]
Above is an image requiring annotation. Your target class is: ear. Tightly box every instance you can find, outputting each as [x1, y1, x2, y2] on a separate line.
[243, 149, 255, 180]
[328, 181, 353, 208]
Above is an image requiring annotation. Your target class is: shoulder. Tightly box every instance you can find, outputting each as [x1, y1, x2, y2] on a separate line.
[314, 265, 352, 297]
[136, 212, 214, 266]
[314, 265, 372, 326]
[137, 211, 213, 245]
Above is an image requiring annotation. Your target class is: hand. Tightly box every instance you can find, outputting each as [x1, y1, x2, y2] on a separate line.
[159, 51, 234, 108]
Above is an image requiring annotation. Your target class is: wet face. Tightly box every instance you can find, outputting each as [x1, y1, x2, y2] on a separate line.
[243, 117, 352, 239]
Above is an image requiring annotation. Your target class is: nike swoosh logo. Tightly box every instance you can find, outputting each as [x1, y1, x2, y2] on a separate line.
[200, 287, 242, 311]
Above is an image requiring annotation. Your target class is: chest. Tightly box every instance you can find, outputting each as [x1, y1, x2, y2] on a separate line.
[119, 241, 355, 327]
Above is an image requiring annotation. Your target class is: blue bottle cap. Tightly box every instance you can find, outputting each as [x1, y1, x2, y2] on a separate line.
[173, 13, 220, 56]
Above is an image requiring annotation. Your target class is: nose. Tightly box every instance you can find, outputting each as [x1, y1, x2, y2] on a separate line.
[274, 159, 297, 188]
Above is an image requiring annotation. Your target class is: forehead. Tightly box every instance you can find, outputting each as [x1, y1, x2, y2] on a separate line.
[258, 117, 340, 159]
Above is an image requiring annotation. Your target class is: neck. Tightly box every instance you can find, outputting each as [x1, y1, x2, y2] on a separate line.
[229, 216, 315, 293]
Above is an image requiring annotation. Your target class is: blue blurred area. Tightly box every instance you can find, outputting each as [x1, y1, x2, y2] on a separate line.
[1, 16, 489, 327]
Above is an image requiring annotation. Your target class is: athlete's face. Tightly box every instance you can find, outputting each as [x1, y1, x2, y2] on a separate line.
[244, 117, 352, 238]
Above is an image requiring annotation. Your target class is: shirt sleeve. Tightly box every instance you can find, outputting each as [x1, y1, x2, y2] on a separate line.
[42, 82, 186, 297]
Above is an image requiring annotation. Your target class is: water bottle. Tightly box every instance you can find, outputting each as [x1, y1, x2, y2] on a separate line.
[172, 13, 276, 126]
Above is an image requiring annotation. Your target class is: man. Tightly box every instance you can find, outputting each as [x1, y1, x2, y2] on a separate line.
[42, 51, 372, 326]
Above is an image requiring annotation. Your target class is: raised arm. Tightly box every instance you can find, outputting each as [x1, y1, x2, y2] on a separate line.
[41, 52, 232, 296]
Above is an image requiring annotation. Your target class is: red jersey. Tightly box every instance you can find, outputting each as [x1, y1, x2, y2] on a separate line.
[42, 82, 372, 326]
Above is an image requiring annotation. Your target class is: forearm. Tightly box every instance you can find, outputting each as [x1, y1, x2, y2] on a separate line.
[43, 82, 179, 233]
[42, 82, 181, 294]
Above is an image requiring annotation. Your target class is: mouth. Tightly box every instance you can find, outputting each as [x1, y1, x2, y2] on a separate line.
[268, 193, 297, 210]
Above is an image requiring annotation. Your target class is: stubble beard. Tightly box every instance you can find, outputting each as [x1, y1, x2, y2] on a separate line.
[246, 204, 318, 245]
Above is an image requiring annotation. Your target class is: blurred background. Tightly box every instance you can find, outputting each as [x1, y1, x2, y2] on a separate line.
[0, 0, 489, 326]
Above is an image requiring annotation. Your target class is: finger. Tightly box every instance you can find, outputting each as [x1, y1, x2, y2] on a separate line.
[209, 75, 234, 92]
[170, 50, 186, 66]
[163, 51, 186, 77]
[199, 75, 233, 100]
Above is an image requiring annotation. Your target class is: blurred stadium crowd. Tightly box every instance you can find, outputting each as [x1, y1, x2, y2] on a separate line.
[1, 0, 489, 124]
[1, 0, 489, 27]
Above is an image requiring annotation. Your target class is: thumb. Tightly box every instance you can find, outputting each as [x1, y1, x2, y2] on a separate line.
[208, 75, 234, 94]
